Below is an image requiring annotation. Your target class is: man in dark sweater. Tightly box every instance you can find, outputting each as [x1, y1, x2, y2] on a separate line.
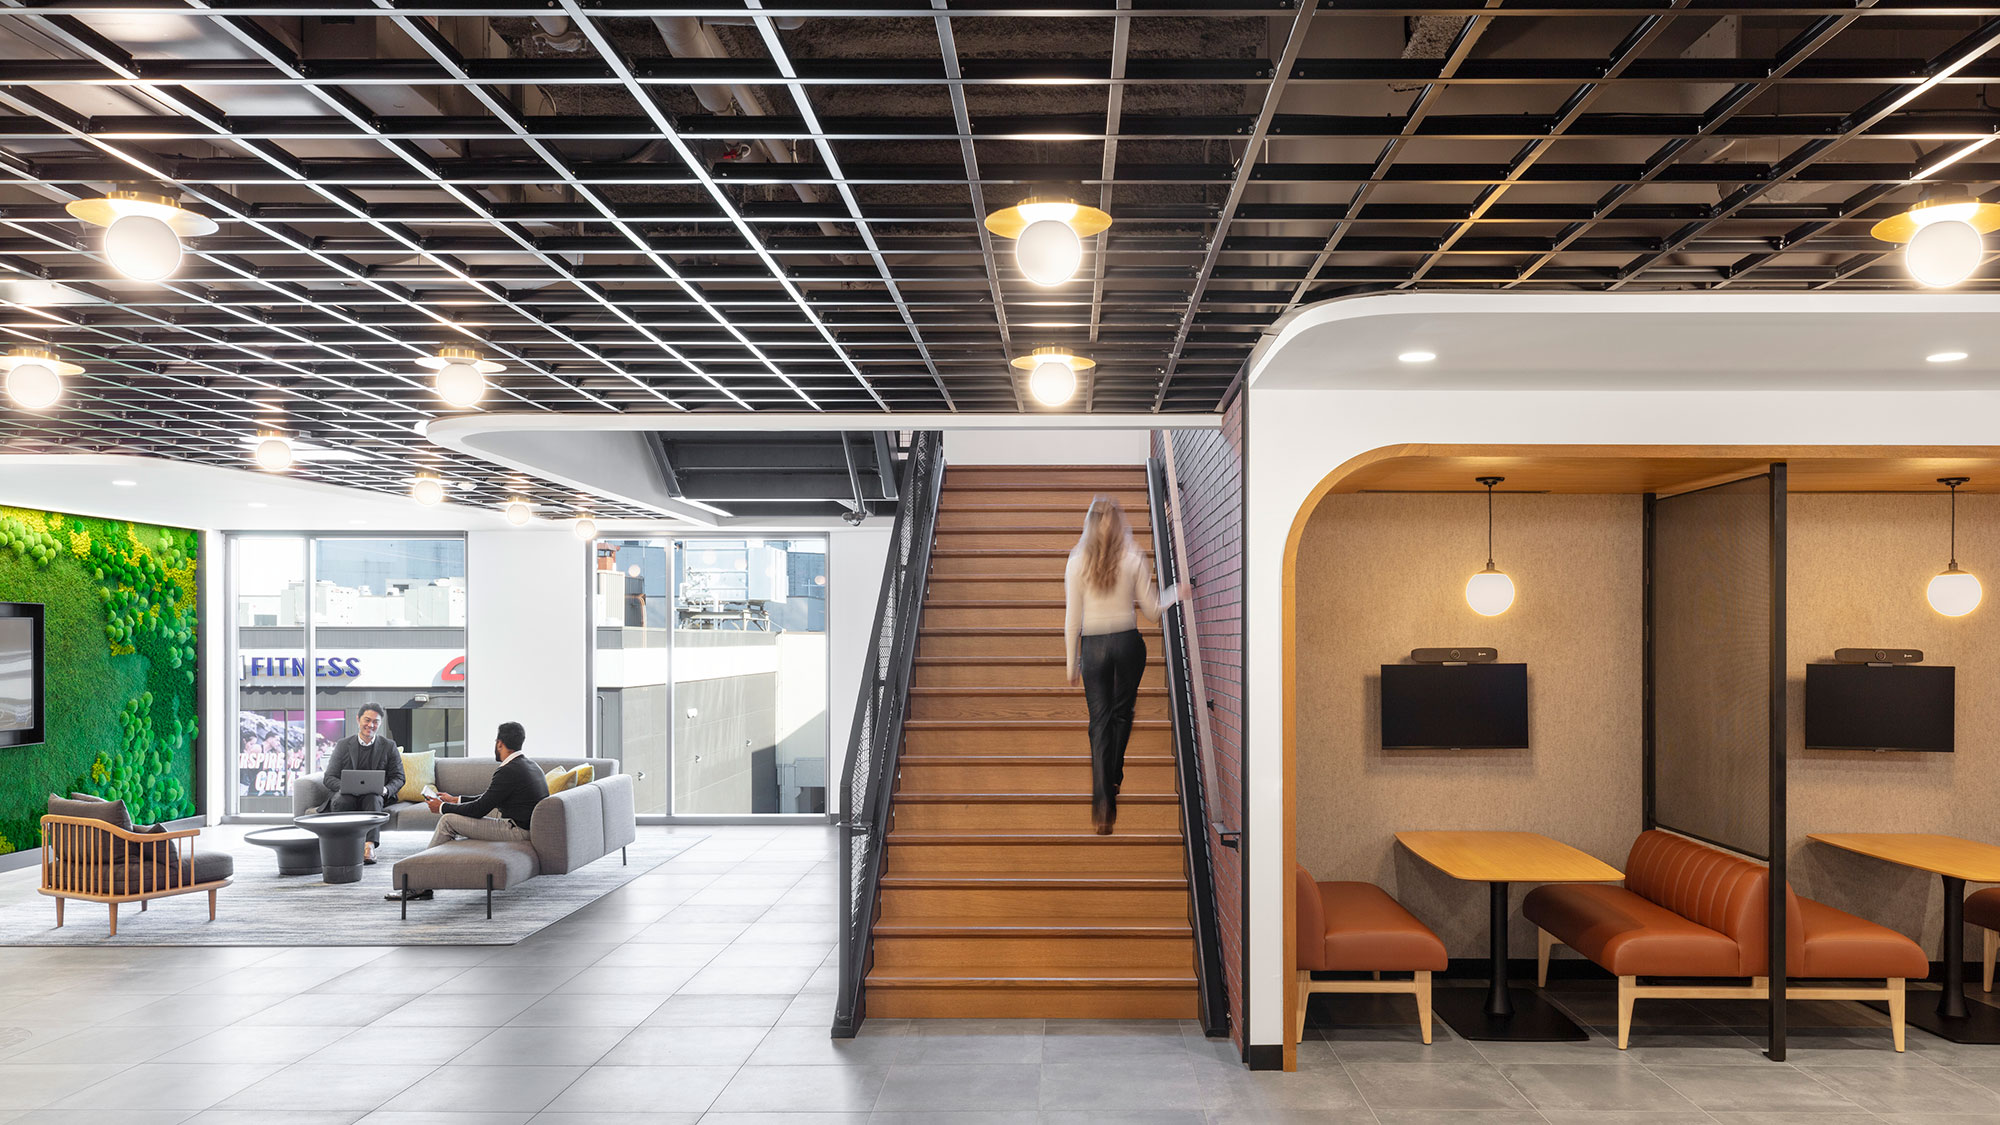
[321, 701, 402, 862]
[420, 721, 547, 852]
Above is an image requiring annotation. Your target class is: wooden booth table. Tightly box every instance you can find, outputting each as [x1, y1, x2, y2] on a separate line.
[1396, 830, 1624, 1041]
[1809, 833, 2000, 1044]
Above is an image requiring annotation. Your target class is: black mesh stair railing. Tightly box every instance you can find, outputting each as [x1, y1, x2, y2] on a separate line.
[1147, 456, 1232, 1038]
[832, 430, 945, 1039]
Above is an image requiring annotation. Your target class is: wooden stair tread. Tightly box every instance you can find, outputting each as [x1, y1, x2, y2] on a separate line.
[933, 548, 1146, 557]
[914, 655, 1164, 665]
[899, 754, 1174, 766]
[891, 792, 1177, 803]
[874, 923, 1192, 938]
[908, 686, 1168, 696]
[919, 627, 1148, 636]
[866, 972, 1196, 989]
[882, 875, 1188, 889]
[905, 718, 1168, 728]
[884, 824, 1176, 840]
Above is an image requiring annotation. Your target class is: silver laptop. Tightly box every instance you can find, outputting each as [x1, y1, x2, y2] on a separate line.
[337, 769, 385, 796]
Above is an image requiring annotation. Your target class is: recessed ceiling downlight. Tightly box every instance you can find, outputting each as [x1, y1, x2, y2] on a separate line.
[110, 479, 136, 487]
[1398, 351, 1438, 364]
[1928, 351, 1970, 364]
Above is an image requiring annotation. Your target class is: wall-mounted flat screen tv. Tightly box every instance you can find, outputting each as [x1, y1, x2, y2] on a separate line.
[1804, 662, 1954, 752]
[0, 602, 45, 748]
[1380, 662, 1529, 750]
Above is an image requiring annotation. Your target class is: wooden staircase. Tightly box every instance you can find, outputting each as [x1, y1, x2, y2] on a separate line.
[866, 464, 1200, 1020]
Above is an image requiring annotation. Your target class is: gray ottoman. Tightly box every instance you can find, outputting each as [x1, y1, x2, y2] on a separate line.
[391, 842, 539, 919]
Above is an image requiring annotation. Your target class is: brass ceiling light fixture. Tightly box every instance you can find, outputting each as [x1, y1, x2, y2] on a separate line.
[983, 196, 1113, 287]
[65, 189, 217, 282]
[1870, 187, 2000, 288]
[0, 346, 79, 412]
[1009, 347, 1094, 407]
[417, 345, 504, 408]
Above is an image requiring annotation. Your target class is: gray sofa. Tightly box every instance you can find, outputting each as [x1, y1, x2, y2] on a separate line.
[390, 772, 638, 918]
[291, 754, 619, 833]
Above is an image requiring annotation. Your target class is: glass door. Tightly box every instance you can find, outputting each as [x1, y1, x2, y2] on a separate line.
[232, 537, 310, 814]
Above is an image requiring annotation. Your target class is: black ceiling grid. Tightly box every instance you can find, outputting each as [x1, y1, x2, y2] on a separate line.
[0, 2, 1997, 507]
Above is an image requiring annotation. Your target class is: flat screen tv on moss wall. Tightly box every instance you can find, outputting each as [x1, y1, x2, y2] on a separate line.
[0, 602, 43, 747]
[0, 507, 200, 859]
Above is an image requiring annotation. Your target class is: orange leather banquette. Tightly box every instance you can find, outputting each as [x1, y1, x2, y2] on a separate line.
[1294, 866, 1448, 1044]
[1525, 830, 1925, 1050]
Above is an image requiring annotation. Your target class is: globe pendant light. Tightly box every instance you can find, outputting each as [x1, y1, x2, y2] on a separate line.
[1928, 476, 1982, 617]
[0, 347, 79, 412]
[572, 515, 599, 541]
[64, 190, 217, 282]
[1465, 476, 1516, 617]
[1008, 347, 1094, 407]
[504, 499, 533, 526]
[418, 345, 503, 408]
[1870, 188, 2000, 289]
[983, 195, 1113, 287]
[253, 430, 294, 472]
[411, 472, 446, 506]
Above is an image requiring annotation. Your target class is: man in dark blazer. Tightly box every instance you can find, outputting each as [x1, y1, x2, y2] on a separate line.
[321, 701, 402, 862]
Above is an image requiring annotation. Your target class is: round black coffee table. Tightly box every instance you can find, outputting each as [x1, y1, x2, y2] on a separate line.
[292, 812, 390, 884]
[246, 826, 323, 876]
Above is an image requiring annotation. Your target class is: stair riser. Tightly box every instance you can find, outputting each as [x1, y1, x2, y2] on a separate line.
[934, 530, 1152, 551]
[923, 579, 1068, 600]
[938, 509, 1152, 531]
[866, 989, 1200, 1020]
[871, 935, 1196, 972]
[885, 842, 1187, 875]
[909, 692, 1170, 722]
[945, 468, 1148, 488]
[892, 801, 1180, 831]
[913, 662, 1165, 689]
[898, 762, 1177, 794]
[878, 886, 1190, 921]
[921, 606, 1067, 628]
[929, 553, 1070, 578]
[902, 727, 1172, 755]
[940, 490, 1151, 514]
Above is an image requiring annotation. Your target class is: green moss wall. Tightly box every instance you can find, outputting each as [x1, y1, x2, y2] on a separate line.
[0, 507, 199, 856]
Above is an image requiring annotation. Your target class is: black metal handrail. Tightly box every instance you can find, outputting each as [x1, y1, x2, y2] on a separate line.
[832, 430, 945, 1038]
[1147, 456, 1231, 1038]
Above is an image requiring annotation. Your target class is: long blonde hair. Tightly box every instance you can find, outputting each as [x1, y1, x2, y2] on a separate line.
[1078, 496, 1132, 593]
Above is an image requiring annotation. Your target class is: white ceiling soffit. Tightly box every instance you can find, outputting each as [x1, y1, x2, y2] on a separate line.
[1249, 292, 2000, 393]
[2, 455, 519, 532]
[426, 413, 1215, 528]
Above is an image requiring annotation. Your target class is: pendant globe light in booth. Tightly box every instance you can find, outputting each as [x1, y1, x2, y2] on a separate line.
[1870, 188, 2000, 288]
[1928, 476, 1983, 617]
[1009, 347, 1094, 407]
[64, 190, 218, 282]
[417, 345, 503, 408]
[0, 346, 79, 412]
[983, 196, 1113, 287]
[1465, 476, 1516, 617]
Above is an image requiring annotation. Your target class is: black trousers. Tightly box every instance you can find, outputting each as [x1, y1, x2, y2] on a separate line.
[328, 792, 385, 845]
[1080, 629, 1147, 827]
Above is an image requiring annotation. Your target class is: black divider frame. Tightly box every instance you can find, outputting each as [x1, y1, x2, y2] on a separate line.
[1642, 465, 1788, 1061]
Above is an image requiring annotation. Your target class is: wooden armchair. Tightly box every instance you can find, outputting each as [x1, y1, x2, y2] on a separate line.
[39, 814, 232, 935]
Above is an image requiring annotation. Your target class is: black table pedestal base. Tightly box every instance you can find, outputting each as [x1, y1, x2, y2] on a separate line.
[1431, 986, 1590, 1042]
[1867, 995, 2000, 1045]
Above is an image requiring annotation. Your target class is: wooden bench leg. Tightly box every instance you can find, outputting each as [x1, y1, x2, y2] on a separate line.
[108, 901, 117, 937]
[1985, 930, 1997, 993]
[208, 887, 218, 921]
[1294, 970, 1308, 1045]
[140, 899, 147, 912]
[1616, 976, 1636, 1049]
[1537, 928, 1555, 988]
[1889, 978, 1906, 1052]
[1415, 970, 1433, 1045]
[54, 896, 63, 929]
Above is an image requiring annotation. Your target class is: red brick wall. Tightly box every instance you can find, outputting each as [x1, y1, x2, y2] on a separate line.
[1156, 400, 1246, 1051]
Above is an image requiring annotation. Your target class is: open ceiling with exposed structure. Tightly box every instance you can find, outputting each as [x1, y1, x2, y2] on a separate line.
[4, 2, 2000, 510]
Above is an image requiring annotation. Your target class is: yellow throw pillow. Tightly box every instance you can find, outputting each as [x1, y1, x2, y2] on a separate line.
[544, 765, 580, 795]
[572, 764, 595, 786]
[398, 751, 436, 803]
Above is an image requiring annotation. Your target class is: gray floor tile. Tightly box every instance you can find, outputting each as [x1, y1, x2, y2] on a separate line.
[5, 1022, 210, 1065]
[561, 964, 698, 994]
[1496, 1062, 1701, 1110]
[1646, 1063, 1864, 1112]
[1535, 1114, 1717, 1125]
[388, 1065, 587, 1114]
[711, 1062, 881, 1113]
[595, 1025, 770, 1066]
[588, 943, 725, 968]
[1342, 1060, 1536, 1112]
[1365, 1113, 1548, 1125]
[1042, 1112, 1204, 1125]
[449, 1026, 630, 1067]
[244, 992, 417, 1027]
[872, 1064, 1040, 1113]
[369, 994, 538, 1028]
[642, 994, 792, 1027]
[156, 1024, 359, 1065]
[748, 1025, 915, 1067]
[353, 1114, 536, 1125]
[180, 1112, 367, 1125]
[539, 1064, 737, 1113]
[504, 994, 665, 1027]
[54, 1062, 282, 1111]
[1802, 1064, 2000, 1114]
[0, 1066, 133, 1112]
[316, 1026, 495, 1066]
[904, 1033, 1044, 1064]
[219, 1061, 437, 1112]
[1039, 1059, 1199, 1113]
[426, 966, 581, 996]
[675, 965, 815, 995]
[872, 1114, 1036, 1125]
[4, 1112, 200, 1125]
[525, 1114, 701, 1125]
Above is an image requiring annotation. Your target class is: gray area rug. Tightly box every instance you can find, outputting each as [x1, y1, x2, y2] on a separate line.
[0, 831, 702, 947]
